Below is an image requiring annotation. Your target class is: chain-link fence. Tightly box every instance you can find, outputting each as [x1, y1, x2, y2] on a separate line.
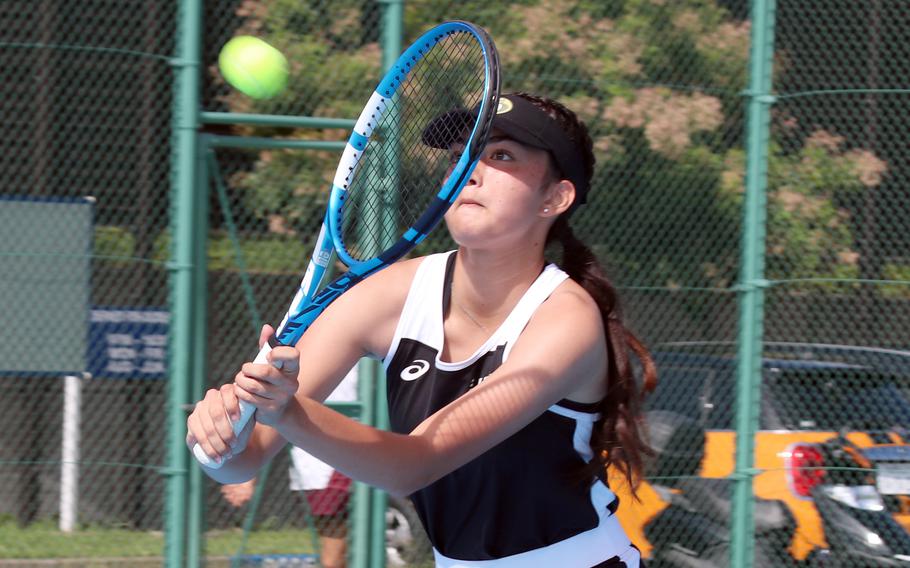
[2, 1, 908, 567]
[0, 0, 175, 563]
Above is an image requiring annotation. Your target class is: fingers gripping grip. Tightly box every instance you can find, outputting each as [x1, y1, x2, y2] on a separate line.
[192, 337, 283, 468]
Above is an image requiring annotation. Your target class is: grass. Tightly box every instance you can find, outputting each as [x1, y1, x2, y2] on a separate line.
[207, 527, 318, 557]
[0, 518, 317, 560]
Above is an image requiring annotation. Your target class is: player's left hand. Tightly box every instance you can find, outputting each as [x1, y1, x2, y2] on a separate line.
[233, 324, 301, 426]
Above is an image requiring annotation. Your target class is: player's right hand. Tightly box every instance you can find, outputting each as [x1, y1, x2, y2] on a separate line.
[232, 324, 301, 427]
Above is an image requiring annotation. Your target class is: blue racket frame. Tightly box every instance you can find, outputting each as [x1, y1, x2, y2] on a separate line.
[193, 21, 499, 468]
[276, 20, 499, 347]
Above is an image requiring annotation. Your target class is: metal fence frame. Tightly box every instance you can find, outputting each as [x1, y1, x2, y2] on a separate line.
[169, 2, 403, 566]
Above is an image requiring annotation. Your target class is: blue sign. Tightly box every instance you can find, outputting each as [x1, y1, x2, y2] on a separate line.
[88, 308, 169, 379]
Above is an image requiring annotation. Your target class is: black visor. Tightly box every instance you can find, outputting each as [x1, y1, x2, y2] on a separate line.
[422, 94, 589, 210]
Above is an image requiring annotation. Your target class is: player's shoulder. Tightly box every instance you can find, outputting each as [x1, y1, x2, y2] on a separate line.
[338, 255, 436, 357]
[506, 272, 608, 403]
[550, 274, 600, 311]
[363, 255, 425, 285]
[535, 275, 604, 332]
[347, 254, 430, 301]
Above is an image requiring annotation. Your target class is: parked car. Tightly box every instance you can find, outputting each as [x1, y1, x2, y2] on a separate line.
[386, 495, 433, 566]
[613, 343, 910, 565]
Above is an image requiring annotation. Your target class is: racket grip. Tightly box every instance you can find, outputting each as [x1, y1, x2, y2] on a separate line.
[192, 340, 277, 468]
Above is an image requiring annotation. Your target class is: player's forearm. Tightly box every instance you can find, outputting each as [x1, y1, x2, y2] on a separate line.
[275, 395, 434, 497]
[196, 427, 283, 485]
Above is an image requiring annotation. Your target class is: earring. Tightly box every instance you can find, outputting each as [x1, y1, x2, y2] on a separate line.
[543, 207, 550, 213]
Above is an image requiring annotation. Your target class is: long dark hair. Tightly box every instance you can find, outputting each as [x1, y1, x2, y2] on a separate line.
[516, 92, 658, 491]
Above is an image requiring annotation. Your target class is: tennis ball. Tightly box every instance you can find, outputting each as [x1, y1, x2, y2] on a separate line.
[218, 36, 288, 99]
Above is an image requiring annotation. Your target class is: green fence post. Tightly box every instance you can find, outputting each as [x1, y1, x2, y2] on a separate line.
[167, 1, 202, 566]
[371, 2, 403, 567]
[186, 135, 211, 568]
[353, 358, 377, 568]
[732, 1, 777, 567]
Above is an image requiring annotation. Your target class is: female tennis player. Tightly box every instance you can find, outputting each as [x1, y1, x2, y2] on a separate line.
[188, 92, 656, 567]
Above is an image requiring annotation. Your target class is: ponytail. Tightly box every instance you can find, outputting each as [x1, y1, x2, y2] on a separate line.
[514, 91, 657, 492]
[548, 217, 657, 492]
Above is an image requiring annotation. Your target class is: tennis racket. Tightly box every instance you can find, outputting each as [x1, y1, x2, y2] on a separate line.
[194, 20, 500, 467]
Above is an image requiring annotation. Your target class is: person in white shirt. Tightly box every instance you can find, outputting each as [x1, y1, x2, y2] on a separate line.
[221, 367, 359, 568]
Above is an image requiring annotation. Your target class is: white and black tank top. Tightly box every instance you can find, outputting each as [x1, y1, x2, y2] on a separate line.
[383, 251, 641, 568]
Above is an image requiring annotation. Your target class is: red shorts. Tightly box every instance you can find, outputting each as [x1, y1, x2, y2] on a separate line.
[304, 470, 352, 517]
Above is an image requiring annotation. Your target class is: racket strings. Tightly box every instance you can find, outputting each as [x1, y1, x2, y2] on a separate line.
[340, 31, 489, 262]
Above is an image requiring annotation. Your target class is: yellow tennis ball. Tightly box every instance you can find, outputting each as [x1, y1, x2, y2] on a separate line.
[218, 36, 288, 99]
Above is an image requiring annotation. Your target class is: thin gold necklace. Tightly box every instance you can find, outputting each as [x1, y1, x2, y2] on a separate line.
[455, 300, 490, 332]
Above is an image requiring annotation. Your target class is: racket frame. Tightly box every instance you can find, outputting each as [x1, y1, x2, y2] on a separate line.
[193, 20, 499, 468]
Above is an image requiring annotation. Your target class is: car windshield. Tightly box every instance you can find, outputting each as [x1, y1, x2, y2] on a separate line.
[649, 353, 910, 431]
[767, 371, 910, 430]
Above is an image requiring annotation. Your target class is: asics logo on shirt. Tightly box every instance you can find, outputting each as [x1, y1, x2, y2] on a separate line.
[400, 359, 431, 381]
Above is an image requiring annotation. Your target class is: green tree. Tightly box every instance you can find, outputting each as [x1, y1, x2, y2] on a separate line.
[721, 130, 887, 283]
[219, 0, 887, 296]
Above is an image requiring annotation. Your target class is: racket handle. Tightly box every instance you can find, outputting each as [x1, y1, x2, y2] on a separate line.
[192, 340, 277, 468]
